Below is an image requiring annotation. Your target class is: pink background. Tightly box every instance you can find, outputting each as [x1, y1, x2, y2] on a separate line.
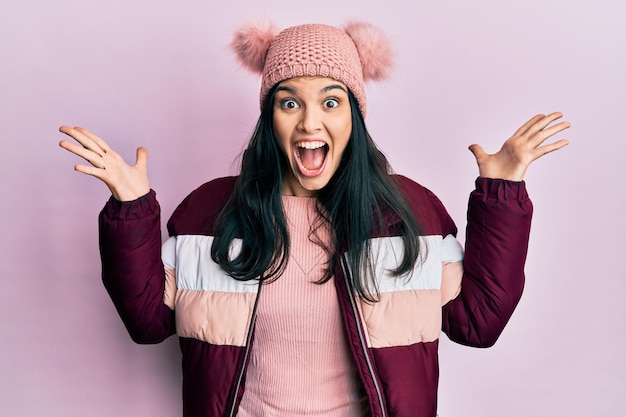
[1, 0, 624, 416]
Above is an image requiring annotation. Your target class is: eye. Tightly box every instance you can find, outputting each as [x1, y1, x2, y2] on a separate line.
[323, 97, 340, 109]
[280, 99, 300, 110]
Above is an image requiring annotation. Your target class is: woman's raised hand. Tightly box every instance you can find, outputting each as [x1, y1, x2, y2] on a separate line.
[58, 126, 150, 201]
[468, 112, 570, 181]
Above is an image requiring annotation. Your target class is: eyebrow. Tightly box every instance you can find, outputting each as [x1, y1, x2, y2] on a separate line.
[275, 85, 297, 95]
[321, 84, 348, 94]
[274, 84, 348, 95]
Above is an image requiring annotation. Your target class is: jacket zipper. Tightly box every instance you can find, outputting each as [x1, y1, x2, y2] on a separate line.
[226, 281, 263, 417]
[341, 255, 387, 417]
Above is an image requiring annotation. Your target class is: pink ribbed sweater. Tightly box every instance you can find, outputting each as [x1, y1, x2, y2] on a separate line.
[236, 196, 367, 417]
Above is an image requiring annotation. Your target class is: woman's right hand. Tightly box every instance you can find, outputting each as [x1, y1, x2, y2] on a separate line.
[58, 126, 150, 201]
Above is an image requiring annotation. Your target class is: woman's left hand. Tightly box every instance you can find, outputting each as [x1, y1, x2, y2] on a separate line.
[468, 112, 570, 181]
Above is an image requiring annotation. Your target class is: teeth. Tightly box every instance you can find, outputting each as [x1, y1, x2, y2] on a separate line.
[297, 141, 326, 150]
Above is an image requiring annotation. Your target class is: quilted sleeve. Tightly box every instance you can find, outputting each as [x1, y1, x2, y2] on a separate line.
[98, 190, 176, 344]
[441, 177, 533, 347]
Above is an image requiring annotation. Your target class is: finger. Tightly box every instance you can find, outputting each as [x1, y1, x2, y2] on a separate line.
[468, 144, 488, 160]
[534, 139, 570, 158]
[525, 112, 564, 138]
[59, 125, 91, 144]
[59, 126, 84, 148]
[135, 147, 148, 169]
[530, 121, 571, 147]
[59, 139, 106, 167]
[74, 163, 108, 179]
[59, 126, 104, 156]
[59, 125, 77, 136]
[74, 127, 112, 154]
[60, 125, 111, 157]
[513, 114, 545, 137]
[59, 138, 75, 152]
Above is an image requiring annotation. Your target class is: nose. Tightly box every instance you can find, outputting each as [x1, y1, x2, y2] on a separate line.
[297, 106, 322, 134]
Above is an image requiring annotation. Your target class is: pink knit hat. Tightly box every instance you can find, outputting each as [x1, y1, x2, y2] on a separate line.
[231, 22, 393, 117]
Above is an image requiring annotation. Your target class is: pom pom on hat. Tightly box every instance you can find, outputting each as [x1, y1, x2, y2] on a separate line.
[231, 21, 279, 74]
[344, 21, 393, 82]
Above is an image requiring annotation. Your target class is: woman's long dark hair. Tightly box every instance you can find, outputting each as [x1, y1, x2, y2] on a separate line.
[211, 85, 424, 301]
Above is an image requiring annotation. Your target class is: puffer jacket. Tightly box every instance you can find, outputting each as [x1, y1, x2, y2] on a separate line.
[98, 175, 532, 417]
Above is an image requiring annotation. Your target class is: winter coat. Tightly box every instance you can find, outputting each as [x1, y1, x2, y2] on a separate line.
[98, 175, 532, 417]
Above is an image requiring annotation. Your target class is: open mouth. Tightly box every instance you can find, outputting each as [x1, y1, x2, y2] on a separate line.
[294, 140, 329, 177]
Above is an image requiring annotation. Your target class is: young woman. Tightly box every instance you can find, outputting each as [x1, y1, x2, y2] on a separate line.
[59, 22, 570, 417]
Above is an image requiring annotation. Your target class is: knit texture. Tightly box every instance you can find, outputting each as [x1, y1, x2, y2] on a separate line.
[236, 196, 367, 417]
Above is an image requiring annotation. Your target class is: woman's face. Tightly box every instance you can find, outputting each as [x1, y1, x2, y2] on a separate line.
[272, 76, 352, 197]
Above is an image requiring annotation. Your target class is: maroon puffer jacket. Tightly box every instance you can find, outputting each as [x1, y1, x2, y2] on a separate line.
[98, 175, 532, 417]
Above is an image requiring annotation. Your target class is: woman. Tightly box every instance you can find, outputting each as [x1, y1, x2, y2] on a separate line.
[59, 22, 569, 417]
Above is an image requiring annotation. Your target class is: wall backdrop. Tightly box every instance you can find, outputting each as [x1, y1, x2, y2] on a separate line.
[1, 0, 624, 416]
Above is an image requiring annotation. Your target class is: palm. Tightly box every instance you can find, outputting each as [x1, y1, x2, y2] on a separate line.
[58, 126, 150, 201]
[469, 112, 570, 181]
